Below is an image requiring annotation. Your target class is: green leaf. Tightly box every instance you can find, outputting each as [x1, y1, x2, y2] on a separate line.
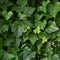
[55, 36, 60, 42]
[33, 26, 41, 34]
[17, 0, 28, 7]
[42, 37, 47, 44]
[52, 2, 60, 17]
[47, 2, 60, 17]
[18, 13, 26, 20]
[2, 25, 9, 32]
[12, 22, 18, 37]
[37, 0, 50, 13]
[23, 7, 35, 17]
[0, 49, 4, 58]
[45, 21, 59, 33]
[0, 50, 15, 60]
[34, 14, 43, 21]
[41, 58, 48, 60]
[23, 47, 36, 60]
[15, 56, 18, 60]
[3, 53, 15, 60]
[40, 20, 47, 30]
[23, 25, 30, 32]
[29, 34, 38, 45]
[2, 10, 13, 20]
[18, 26, 24, 37]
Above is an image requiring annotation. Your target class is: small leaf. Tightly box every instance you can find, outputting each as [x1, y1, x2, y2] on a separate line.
[40, 20, 47, 30]
[34, 26, 41, 34]
[2, 25, 9, 32]
[18, 26, 24, 37]
[18, 13, 26, 20]
[23, 25, 30, 32]
[42, 37, 47, 44]
[6, 11, 13, 20]
[34, 14, 43, 21]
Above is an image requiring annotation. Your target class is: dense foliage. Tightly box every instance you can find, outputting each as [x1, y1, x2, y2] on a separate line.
[0, 0, 60, 60]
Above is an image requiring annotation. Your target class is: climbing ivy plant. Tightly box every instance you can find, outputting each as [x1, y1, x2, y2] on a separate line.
[0, 0, 60, 60]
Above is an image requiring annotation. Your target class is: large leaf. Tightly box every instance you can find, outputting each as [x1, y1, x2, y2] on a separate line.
[23, 7, 35, 17]
[45, 21, 59, 33]
[17, 0, 28, 7]
[0, 50, 15, 60]
[47, 2, 60, 17]
[23, 47, 36, 60]
[37, 0, 50, 13]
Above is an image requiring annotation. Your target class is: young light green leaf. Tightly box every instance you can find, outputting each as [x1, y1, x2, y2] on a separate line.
[18, 13, 26, 20]
[34, 26, 41, 34]
[6, 11, 13, 20]
[2, 10, 13, 20]
[42, 37, 47, 44]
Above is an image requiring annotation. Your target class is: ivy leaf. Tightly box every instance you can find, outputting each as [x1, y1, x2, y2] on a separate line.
[52, 2, 60, 17]
[12, 22, 18, 37]
[40, 20, 47, 30]
[45, 21, 59, 33]
[55, 36, 60, 42]
[18, 26, 24, 37]
[34, 14, 43, 21]
[0, 50, 15, 60]
[42, 37, 47, 44]
[3, 53, 15, 60]
[23, 7, 35, 17]
[33, 26, 41, 34]
[29, 34, 38, 45]
[22, 25, 30, 32]
[1, 25, 9, 32]
[23, 47, 36, 60]
[17, 0, 28, 7]
[37, 0, 50, 13]
[47, 2, 60, 17]
[2, 10, 13, 20]
[18, 13, 26, 20]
